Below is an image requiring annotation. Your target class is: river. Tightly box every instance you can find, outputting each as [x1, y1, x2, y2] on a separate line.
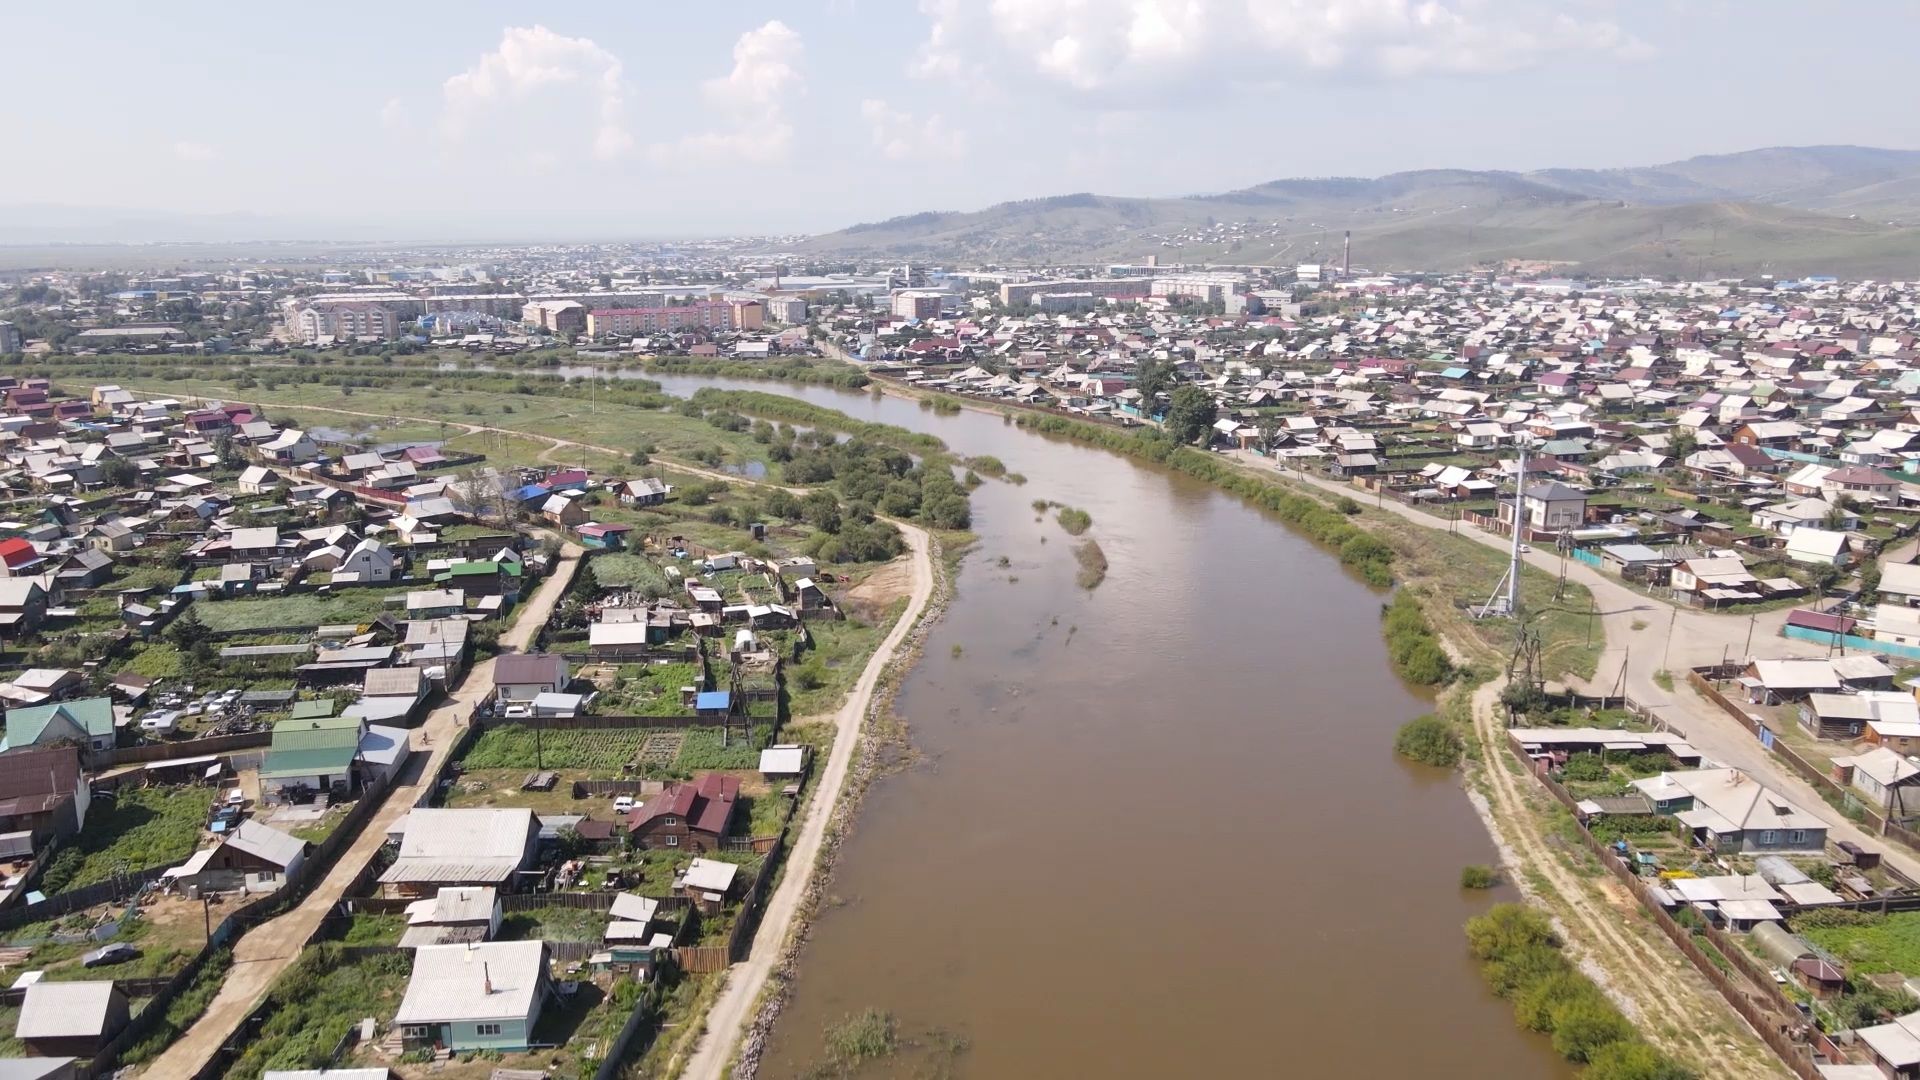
[634, 372, 1570, 1078]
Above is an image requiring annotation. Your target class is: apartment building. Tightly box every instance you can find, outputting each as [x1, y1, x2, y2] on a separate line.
[586, 301, 736, 338]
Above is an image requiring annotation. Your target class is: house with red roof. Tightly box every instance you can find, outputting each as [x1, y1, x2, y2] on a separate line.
[0, 539, 42, 577]
[626, 773, 739, 853]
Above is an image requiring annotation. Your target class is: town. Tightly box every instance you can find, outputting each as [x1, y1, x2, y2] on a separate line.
[11, 248, 1920, 1079]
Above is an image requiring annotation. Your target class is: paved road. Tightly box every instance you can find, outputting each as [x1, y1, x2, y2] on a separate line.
[142, 544, 582, 1079]
[1236, 451, 1920, 880]
[678, 521, 936, 1080]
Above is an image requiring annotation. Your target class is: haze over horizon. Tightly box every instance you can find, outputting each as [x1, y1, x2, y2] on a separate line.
[5, 0, 1920, 243]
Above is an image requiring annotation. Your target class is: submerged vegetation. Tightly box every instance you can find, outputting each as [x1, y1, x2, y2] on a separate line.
[1394, 714, 1464, 768]
[1055, 506, 1093, 535]
[1073, 539, 1108, 590]
[1382, 590, 1455, 686]
[1467, 904, 1698, 1078]
[1011, 412, 1396, 586]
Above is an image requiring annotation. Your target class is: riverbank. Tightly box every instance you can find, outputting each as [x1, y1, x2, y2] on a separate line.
[678, 524, 945, 1080]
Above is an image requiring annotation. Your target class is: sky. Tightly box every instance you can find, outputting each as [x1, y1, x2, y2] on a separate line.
[3, 0, 1918, 242]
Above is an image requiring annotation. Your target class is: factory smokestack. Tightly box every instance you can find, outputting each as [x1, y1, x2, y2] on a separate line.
[1342, 231, 1351, 279]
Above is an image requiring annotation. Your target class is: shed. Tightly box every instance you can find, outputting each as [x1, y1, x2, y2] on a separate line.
[15, 980, 129, 1056]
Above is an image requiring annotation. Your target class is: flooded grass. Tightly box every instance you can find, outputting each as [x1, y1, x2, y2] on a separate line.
[1073, 539, 1108, 590]
[1055, 506, 1092, 535]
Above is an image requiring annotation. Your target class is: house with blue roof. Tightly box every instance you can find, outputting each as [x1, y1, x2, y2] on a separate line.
[694, 690, 732, 718]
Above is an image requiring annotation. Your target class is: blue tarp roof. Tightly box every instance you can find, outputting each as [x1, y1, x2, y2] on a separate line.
[695, 691, 731, 710]
[514, 484, 550, 502]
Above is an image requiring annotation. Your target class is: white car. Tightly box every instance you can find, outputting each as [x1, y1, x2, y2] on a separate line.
[613, 795, 636, 815]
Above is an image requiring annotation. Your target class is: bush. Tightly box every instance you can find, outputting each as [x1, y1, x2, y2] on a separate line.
[823, 1008, 897, 1067]
[1460, 864, 1500, 889]
[1381, 592, 1454, 687]
[1394, 714, 1463, 768]
[1464, 904, 1689, 1074]
[1560, 754, 1609, 782]
[1056, 506, 1092, 535]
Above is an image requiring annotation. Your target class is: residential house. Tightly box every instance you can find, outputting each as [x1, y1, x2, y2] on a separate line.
[236, 465, 282, 494]
[378, 808, 540, 897]
[1784, 527, 1850, 566]
[174, 819, 308, 893]
[351, 666, 429, 725]
[15, 981, 129, 1057]
[0, 579, 48, 637]
[261, 429, 321, 463]
[4, 698, 114, 755]
[259, 716, 364, 801]
[492, 654, 569, 709]
[614, 478, 672, 507]
[1834, 746, 1920, 825]
[0, 745, 89, 839]
[392, 940, 550, 1053]
[1799, 690, 1916, 741]
[334, 538, 396, 584]
[1516, 482, 1588, 532]
[541, 494, 585, 528]
[1628, 768, 1826, 853]
[1852, 1010, 1920, 1080]
[627, 773, 738, 852]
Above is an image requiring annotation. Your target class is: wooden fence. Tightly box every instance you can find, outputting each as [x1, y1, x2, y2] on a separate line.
[476, 712, 718, 731]
[94, 729, 273, 768]
[673, 945, 731, 973]
[1687, 665, 1920, 858]
[1507, 732, 1824, 1078]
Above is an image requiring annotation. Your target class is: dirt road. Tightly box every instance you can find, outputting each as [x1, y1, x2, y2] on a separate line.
[678, 521, 936, 1080]
[1467, 679, 1786, 1078]
[141, 544, 581, 1079]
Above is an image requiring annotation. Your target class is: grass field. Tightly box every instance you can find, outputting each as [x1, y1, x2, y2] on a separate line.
[459, 724, 760, 772]
[228, 945, 412, 1080]
[194, 589, 412, 632]
[42, 786, 214, 893]
[91, 376, 778, 481]
[1801, 911, 1920, 975]
[590, 552, 673, 594]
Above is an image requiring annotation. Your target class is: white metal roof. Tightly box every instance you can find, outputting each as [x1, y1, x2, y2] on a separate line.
[392, 941, 547, 1026]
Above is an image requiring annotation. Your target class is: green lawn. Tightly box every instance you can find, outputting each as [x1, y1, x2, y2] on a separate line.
[42, 785, 214, 893]
[228, 945, 412, 1080]
[1800, 911, 1920, 975]
[499, 905, 609, 944]
[194, 588, 412, 632]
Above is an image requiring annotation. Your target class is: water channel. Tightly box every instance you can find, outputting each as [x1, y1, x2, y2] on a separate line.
[619, 371, 1570, 1079]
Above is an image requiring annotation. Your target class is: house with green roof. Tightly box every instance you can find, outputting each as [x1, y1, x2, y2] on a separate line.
[4, 697, 116, 755]
[434, 560, 520, 599]
[260, 716, 365, 802]
[288, 698, 338, 721]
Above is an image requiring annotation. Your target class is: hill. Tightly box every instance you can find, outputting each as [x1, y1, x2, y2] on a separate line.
[797, 146, 1920, 276]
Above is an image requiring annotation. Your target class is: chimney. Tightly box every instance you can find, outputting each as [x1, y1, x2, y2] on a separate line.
[482, 961, 493, 995]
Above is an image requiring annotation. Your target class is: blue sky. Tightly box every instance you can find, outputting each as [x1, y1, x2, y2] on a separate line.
[3, 1, 1917, 240]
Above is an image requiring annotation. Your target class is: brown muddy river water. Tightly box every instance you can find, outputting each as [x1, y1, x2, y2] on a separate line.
[650, 374, 1572, 1079]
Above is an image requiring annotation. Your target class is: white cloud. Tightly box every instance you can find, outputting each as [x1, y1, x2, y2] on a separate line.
[443, 25, 633, 159]
[172, 140, 217, 162]
[652, 21, 804, 166]
[860, 99, 967, 161]
[915, 0, 1649, 97]
[379, 97, 407, 132]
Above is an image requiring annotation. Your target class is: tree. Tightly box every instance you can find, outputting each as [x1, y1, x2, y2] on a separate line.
[1667, 429, 1697, 460]
[1164, 386, 1218, 446]
[1547, 996, 1633, 1062]
[1393, 714, 1463, 767]
[1860, 559, 1883, 605]
[1822, 505, 1850, 531]
[1133, 357, 1173, 411]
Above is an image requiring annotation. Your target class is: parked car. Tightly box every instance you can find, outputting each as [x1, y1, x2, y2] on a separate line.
[83, 943, 139, 968]
[613, 795, 636, 815]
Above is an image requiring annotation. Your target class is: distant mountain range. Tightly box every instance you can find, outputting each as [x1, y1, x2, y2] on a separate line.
[797, 146, 1920, 277]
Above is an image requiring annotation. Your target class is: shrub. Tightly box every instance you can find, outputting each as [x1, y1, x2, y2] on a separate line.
[1056, 506, 1092, 535]
[1381, 591, 1454, 687]
[1548, 996, 1634, 1062]
[1460, 864, 1500, 889]
[1559, 754, 1609, 782]
[1394, 714, 1463, 768]
[824, 1009, 897, 1067]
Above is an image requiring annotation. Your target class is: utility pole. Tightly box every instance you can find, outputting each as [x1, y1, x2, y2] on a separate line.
[1744, 614, 1756, 664]
[1660, 605, 1679, 675]
[1506, 441, 1528, 617]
